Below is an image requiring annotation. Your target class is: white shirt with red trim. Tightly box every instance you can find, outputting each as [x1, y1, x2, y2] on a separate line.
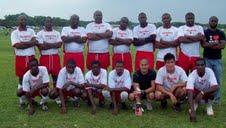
[156, 26, 179, 61]
[11, 28, 36, 56]
[61, 26, 87, 53]
[133, 24, 156, 52]
[178, 25, 204, 57]
[155, 65, 187, 91]
[37, 29, 62, 55]
[22, 66, 49, 92]
[108, 69, 131, 89]
[186, 67, 218, 92]
[85, 68, 107, 85]
[111, 27, 133, 53]
[86, 22, 112, 53]
[56, 67, 84, 91]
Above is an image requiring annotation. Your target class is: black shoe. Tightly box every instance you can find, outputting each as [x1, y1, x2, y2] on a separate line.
[121, 102, 128, 110]
[86, 100, 92, 107]
[173, 102, 182, 112]
[161, 100, 167, 109]
[98, 101, 105, 108]
[109, 102, 114, 110]
[73, 100, 79, 108]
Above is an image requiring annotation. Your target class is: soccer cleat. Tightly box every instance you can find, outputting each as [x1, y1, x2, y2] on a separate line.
[160, 100, 167, 109]
[19, 103, 26, 110]
[173, 102, 182, 112]
[98, 101, 105, 108]
[41, 103, 48, 111]
[146, 102, 153, 111]
[206, 103, 214, 116]
[73, 100, 79, 108]
[121, 102, 128, 110]
[109, 102, 114, 110]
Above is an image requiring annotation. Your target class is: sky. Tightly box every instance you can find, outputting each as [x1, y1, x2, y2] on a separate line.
[0, 0, 225, 23]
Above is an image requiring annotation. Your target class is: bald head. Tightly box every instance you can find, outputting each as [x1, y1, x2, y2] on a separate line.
[94, 10, 103, 23]
[140, 58, 149, 74]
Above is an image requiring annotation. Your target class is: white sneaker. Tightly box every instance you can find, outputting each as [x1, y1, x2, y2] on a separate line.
[206, 103, 214, 116]
[146, 102, 153, 111]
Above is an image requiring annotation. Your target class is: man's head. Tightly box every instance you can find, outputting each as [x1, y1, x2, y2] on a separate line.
[209, 16, 218, 29]
[185, 12, 195, 27]
[91, 60, 101, 76]
[138, 12, 147, 26]
[29, 58, 39, 76]
[162, 13, 171, 27]
[196, 58, 206, 77]
[139, 58, 149, 74]
[119, 17, 129, 30]
[70, 14, 79, 28]
[93, 10, 103, 24]
[164, 53, 176, 73]
[115, 60, 124, 76]
[66, 59, 76, 74]
[45, 16, 53, 30]
[18, 15, 27, 28]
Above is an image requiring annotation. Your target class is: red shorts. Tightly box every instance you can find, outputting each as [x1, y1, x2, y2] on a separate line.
[177, 51, 199, 73]
[85, 88, 104, 102]
[135, 51, 154, 71]
[86, 52, 110, 70]
[110, 91, 128, 103]
[31, 87, 49, 98]
[64, 52, 84, 72]
[15, 55, 34, 77]
[62, 89, 77, 99]
[112, 53, 132, 73]
[40, 54, 61, 76]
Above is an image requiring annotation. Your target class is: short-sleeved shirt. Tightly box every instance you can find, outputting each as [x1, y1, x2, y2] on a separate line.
[61, 26, 87, 53]
[156, 26, 179, 61]
[178, 25, 204, 57]
[56, 67, 84, 91]
[133, 69, 156, 90]
[11, 28, 36, 56]
[203, 28, 226, 59]
[86, 22, 112, 53]
[155, 65, 188, 91]
[85, 68, 107, 85]
[22, 66, 49, 92]
[186, 67, 218, 92]
[37, 29, 62, 55]
[133, 24, 156, 52]
[111, 27, 133, 53]
[108, 69, 132, 89]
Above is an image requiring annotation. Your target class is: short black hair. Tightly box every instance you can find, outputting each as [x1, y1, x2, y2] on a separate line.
[185, 12, 195, 18]
[91, 60, 101, 67]
[29, 57, 38, 65]
[164, 53, 175, 62]
[66, 59, 76, 66]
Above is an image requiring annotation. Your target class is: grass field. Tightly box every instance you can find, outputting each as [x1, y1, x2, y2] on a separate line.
[0, 31, 226, 128]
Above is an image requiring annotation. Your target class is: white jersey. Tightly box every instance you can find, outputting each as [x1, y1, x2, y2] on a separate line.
[186, 68, 218, 92]
[22, 66, 49, 92]
[133, 24, 156, 52]
[61, 26, 87, 53]
[108, 69, 132, 89]
[155, 65, 188, 91]
[178, 25, 204, 57]
[85, 68, 107, 85]
[111, 27, 133, 53]
[36, 29, 62, 55]
[86, 22, 112, 53]
[56, 67, 85, 91]
[11, 28, 36, 56]
[156, 26, 179, 61]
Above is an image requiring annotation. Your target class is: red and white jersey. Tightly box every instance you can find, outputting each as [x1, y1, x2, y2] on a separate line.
[178, 25, 204, 57]
[111, 27, 133, 53]
[22, 66, 49, 92]
[61, 26, 87, 53]
[155, 65, 187, 91]
[37, 29, 62, 55]
[56, 67, 84, 91]
[86, 22, 112, 53]
[156, 26, 179, 61]
[186, 67, 218, 92]
[11, 28, 36, 56]
[85, 68, 107, 85]
[133, 24, 156, 52]
[108, 69, 131, 89]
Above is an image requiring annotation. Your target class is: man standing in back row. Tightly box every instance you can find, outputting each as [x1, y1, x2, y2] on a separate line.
[133, 12, 156, 71]
[202, 16, 226, 104]
[86, 10, 113, 70]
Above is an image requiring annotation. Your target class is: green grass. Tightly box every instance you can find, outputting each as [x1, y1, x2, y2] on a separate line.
[0, 32, 226, 128]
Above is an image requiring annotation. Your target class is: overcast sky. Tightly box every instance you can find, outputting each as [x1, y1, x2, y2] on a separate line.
[0, 0, 225, 23]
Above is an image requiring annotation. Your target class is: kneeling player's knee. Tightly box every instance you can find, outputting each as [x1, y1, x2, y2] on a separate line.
[102, 90, 111, 101]
[49, 89, 59, 99]
[41, 88, 49, 96]
[120, 91, 128, 102]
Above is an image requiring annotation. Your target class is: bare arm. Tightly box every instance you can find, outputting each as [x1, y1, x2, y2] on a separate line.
[13, 37, 37, 49]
